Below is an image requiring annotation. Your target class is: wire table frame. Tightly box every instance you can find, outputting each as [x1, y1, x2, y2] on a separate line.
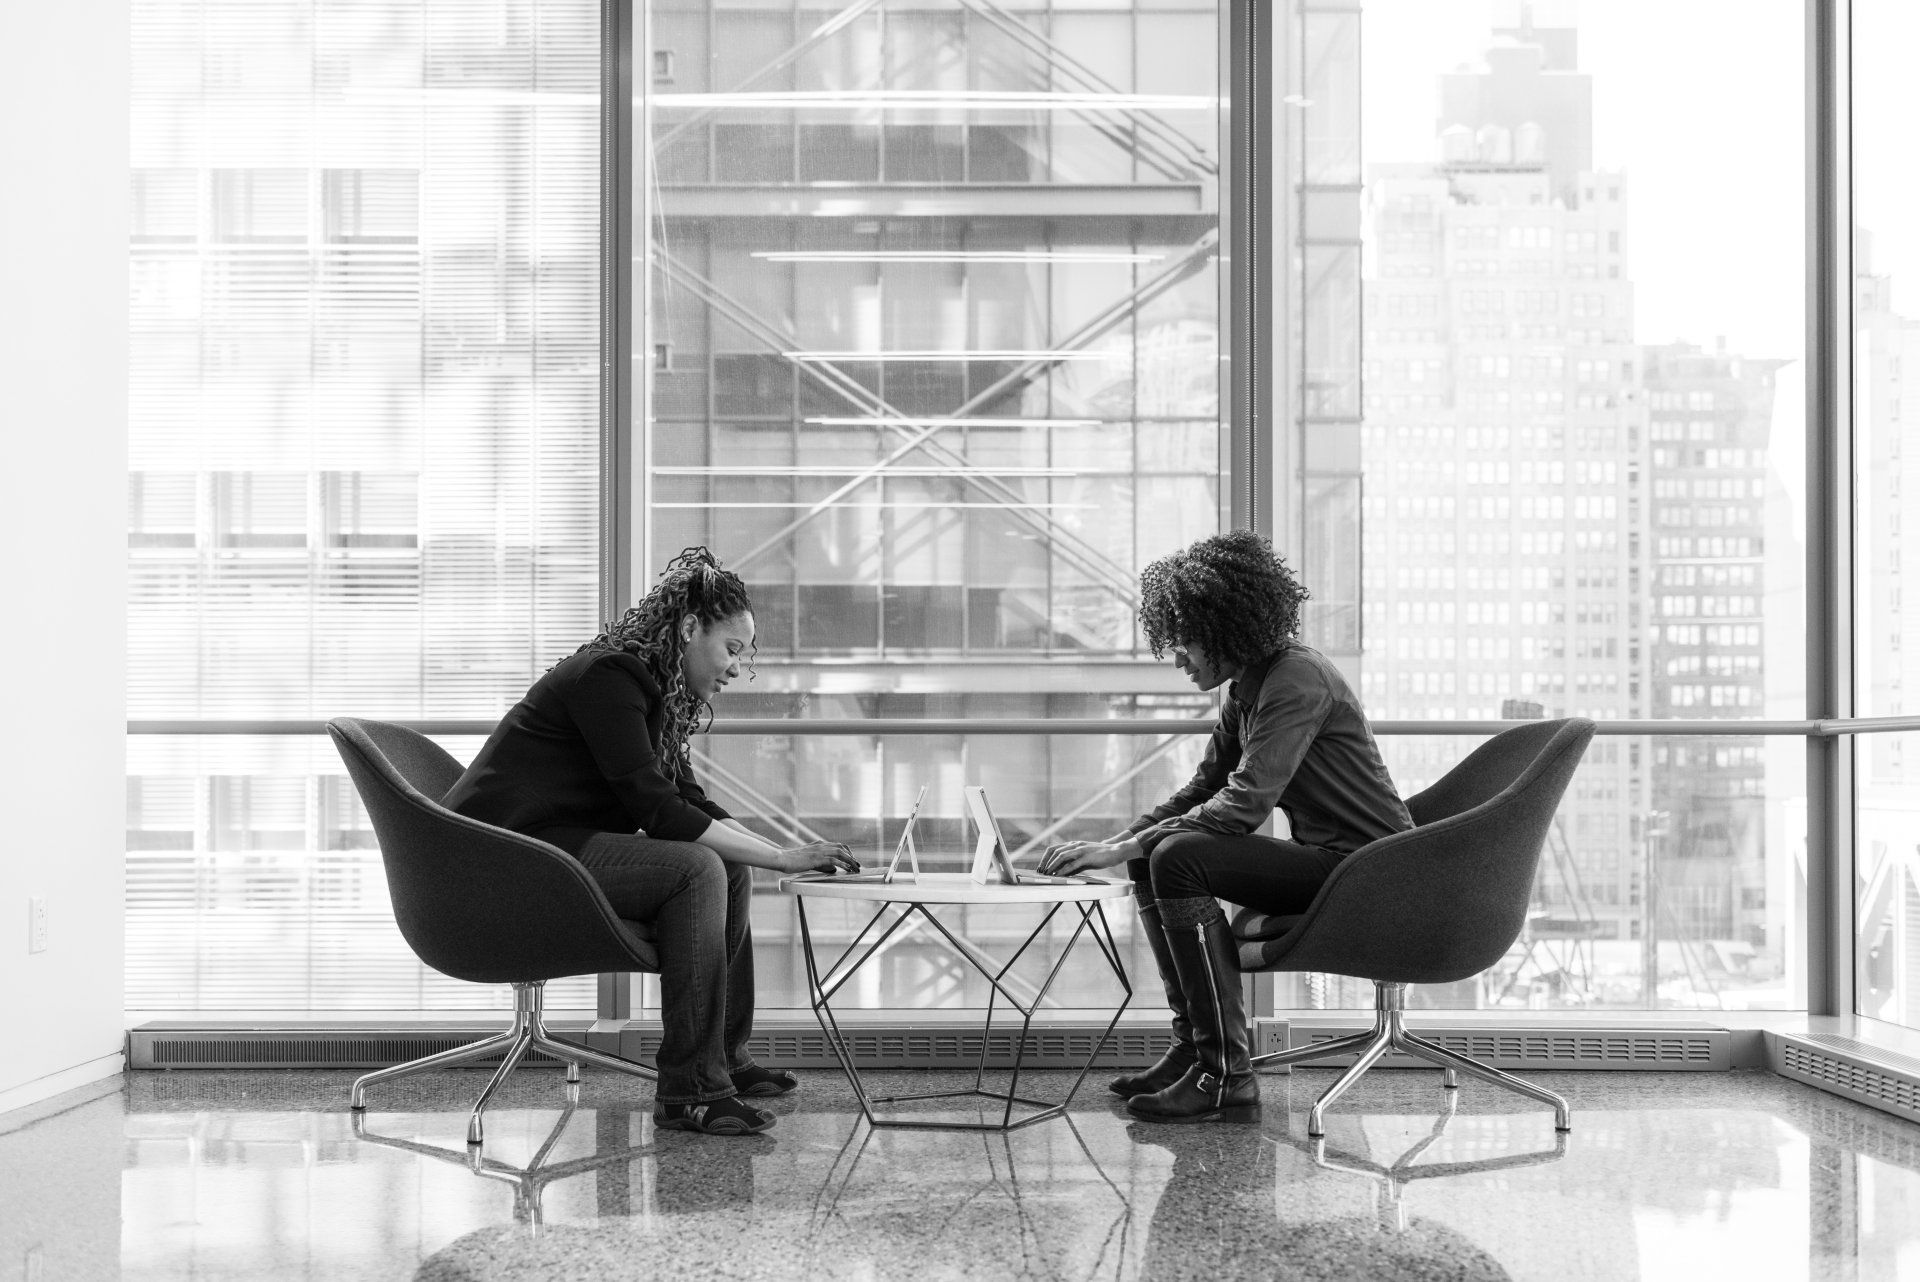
[782, 872, 1135, 1131]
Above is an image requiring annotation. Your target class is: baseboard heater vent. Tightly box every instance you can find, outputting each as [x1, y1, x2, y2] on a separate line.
[605, 1023, 1174, 1071]
[1255, 1023, 1730, 1072]
[1770, 1033, 1920, 1126]
[132, 1029, 582, 1071]
[129, 1022, 1175, 1072]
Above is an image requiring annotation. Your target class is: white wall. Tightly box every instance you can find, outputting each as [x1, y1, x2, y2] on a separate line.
[0, 1, 129, 1110]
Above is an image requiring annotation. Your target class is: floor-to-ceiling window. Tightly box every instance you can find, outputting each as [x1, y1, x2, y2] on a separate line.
[1852, 0, 1920, 1032]
[633, 0, 1243, 1008]
[128, 0, 1881, 1031]
[1352, 0, 1806, 1011]
[126, 0, 604, 1013]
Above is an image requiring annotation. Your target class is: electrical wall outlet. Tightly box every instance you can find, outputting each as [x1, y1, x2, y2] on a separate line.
[27, 897, 47, 953]
[1252, 1018, 1292, 1070]
[24, 1243, 47, 1282]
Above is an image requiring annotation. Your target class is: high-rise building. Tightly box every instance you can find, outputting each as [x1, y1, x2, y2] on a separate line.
[1360, 8, 1647, 987]
[1855, 232, 1920, 1026]
[1359, 5, 1805, 1009]
[1642, 341, 1779, 968]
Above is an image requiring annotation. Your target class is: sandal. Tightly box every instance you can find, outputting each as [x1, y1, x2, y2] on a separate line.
[653, 1095, 776, 1136]
[730, 1065, 800, 1097]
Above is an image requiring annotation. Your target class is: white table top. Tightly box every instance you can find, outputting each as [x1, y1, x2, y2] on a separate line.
[779, 870, 1132, 905]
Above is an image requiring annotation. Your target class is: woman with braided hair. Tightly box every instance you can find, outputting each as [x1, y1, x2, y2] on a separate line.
[445, 547, 857, 1135]
[1040, 531, 1411, 1124]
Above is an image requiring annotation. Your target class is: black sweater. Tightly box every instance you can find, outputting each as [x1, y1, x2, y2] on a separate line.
[443, 648, 732, 856]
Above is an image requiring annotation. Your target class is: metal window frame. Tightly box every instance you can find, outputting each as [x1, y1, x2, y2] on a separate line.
[603, 0, 643, 626]
[1805, 0, 1853, 1020]
[1227, 0, 1275, 538]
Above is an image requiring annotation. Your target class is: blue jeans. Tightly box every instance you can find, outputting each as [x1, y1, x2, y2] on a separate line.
[576, 833, 757, 1105]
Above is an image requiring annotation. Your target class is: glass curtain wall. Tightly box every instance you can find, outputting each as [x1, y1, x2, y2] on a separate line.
[126, 0, 1845, 1025]
[636, 0, 1232, 1007]
[1351, 0, 1806, 1011]
[126, 0, 603, 1014]
[1852, 0, 1920, 1032]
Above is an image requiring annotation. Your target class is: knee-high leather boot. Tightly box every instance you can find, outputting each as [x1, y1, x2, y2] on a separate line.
[1108, 899, 1196, 1097]
[1126, 901, 1260, 1124]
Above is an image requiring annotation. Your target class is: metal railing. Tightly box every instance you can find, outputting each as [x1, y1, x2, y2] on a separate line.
[125, 716, 1920, 737]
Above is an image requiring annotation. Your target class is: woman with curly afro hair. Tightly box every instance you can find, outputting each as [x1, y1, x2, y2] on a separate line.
[445, 548, 858, 1136]
[1041, 531, 1411, 1124]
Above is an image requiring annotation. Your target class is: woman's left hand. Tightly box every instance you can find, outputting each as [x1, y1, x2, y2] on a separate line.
[1039, 837, 1136, 877]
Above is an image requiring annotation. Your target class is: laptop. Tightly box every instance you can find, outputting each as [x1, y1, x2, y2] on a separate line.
[965, 785, 1097, 886]
[791, 785, 927, 884]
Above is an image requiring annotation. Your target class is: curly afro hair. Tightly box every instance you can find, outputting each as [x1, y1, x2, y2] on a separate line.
[1137, 530, 1310, 667]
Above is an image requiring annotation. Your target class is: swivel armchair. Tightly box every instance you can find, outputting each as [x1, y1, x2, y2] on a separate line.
[328, 717, 661, 1145]
[1236, 717, 1595, 1136]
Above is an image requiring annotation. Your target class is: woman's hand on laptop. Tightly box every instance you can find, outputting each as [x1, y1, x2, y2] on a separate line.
[1039, 835, 1141, 876]
[777, 841, 861, 875]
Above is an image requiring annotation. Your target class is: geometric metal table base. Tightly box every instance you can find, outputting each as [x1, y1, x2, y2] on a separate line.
[1250, 979, 1572, 1137]
[796, 890, 1132, 1131]
[348, 979, 658, 1147]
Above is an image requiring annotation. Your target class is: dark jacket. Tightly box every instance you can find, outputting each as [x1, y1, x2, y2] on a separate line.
[443, 648, 732, 856]
[1130, 642, 1411, 855]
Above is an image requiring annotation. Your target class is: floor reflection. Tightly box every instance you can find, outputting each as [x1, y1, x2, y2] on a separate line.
[803, 1114, 1138, 1278]
[1278, 1092, 1570, 1233]
[350, 1091, 656, 1235]
[4, 1066, 1920, 1279]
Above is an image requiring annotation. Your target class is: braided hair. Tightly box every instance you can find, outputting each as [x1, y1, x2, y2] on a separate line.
[577, 546, 754, 779]
[1137, 530, 1310, 668]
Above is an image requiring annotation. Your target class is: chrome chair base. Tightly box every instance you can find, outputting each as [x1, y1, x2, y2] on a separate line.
[348, 980, 658, 1146]
[1248, 981, 1571, 1137]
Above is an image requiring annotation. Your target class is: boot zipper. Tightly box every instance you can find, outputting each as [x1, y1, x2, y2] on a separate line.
[1196, 922, 1224, 1107]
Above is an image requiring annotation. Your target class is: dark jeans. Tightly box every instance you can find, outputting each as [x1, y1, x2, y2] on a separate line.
[576, 833, 757, 1105]
[1128, 828, 1345, 916]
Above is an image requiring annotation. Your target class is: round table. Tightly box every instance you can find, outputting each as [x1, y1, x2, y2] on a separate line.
[780, 871, 1135, 1130]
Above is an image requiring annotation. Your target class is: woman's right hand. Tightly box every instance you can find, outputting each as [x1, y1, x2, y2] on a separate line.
[778, 840, 860, 875]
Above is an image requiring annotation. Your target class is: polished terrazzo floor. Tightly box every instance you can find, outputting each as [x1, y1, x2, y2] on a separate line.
[4, 1063, 1918, 1280]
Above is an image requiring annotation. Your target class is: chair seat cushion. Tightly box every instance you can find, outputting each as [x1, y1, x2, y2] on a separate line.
[1229, 905, 1306, 972]
[1229, 905, 1304, 941]
[1237, 939, 1277, 972]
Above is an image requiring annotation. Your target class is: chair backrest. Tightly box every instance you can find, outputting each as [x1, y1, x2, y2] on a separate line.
[1402, 716, 1571, 827]
[328, 717, 657, 984]
[344, 718, 469, 805]
[1243, 718, 1594, 985]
